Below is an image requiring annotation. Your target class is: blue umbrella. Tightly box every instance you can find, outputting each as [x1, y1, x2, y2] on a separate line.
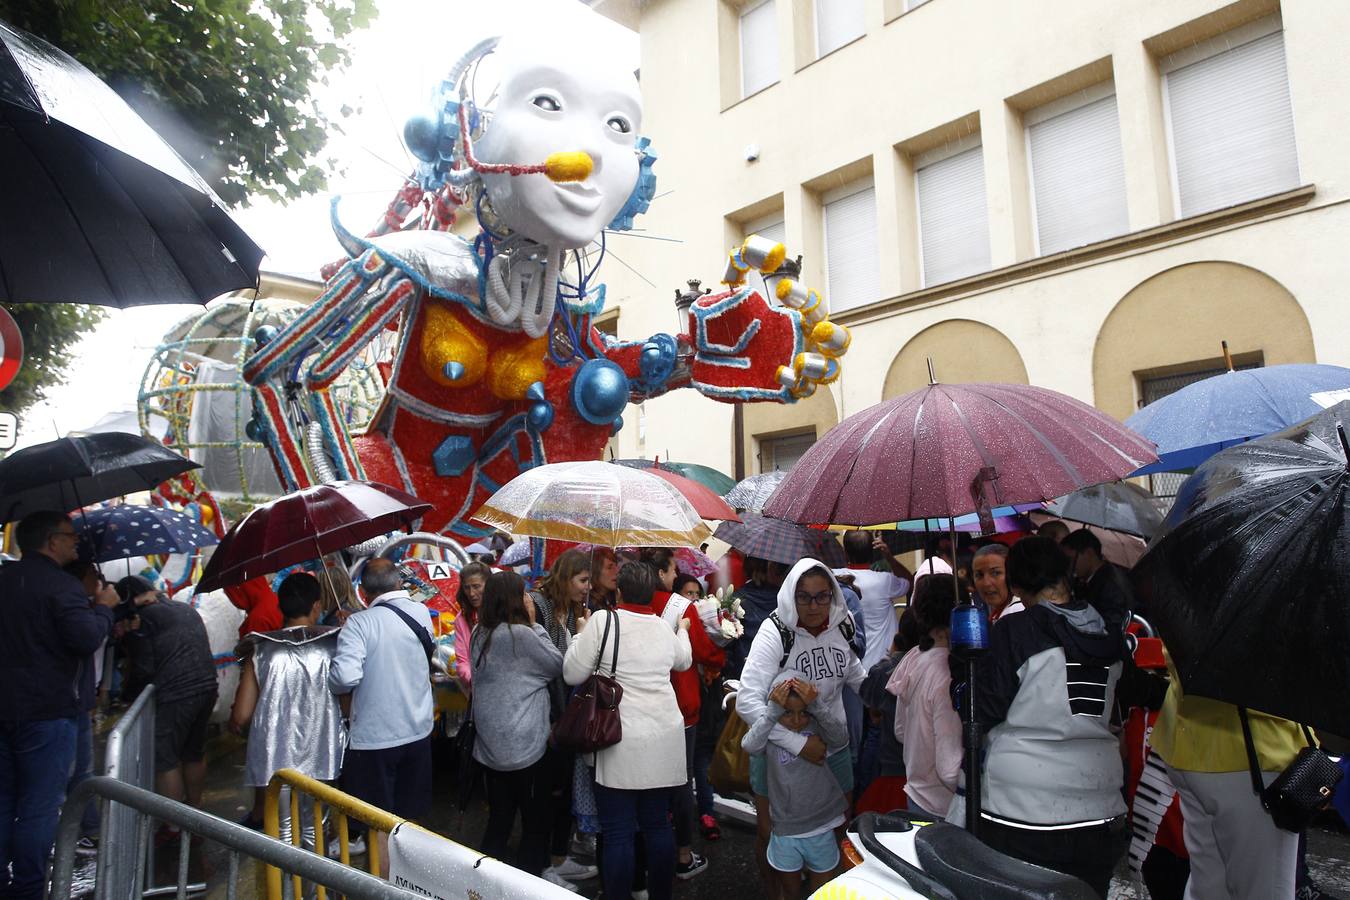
[1126, 363, 1350, 475]
[77, 506, 219, 563]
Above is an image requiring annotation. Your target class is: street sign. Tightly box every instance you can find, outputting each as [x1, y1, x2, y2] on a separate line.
[0, 307, 21, 393]
[0, 412, 17, 451]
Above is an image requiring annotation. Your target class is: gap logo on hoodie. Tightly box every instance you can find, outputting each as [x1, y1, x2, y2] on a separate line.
[792, 645, 850, 684]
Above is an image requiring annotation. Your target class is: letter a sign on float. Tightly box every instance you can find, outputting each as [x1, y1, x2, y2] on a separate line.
[0, 307, 21, 393]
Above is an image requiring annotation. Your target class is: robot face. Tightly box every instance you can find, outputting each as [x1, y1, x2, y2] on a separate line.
[475, 41, 642, 250]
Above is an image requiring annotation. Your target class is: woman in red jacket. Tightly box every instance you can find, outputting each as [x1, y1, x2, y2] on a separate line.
[642, 549, 724, 881]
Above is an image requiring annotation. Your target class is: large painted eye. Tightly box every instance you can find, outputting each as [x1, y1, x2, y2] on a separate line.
[606, 114, 633, 135]
[532, 94, 562, 112]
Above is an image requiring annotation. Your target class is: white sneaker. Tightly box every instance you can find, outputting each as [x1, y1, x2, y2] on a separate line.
[631, 891, 649, 900]
[326, 834, 367, 858]
[551, 857, 599, 881]
[541, 868, 578, 892]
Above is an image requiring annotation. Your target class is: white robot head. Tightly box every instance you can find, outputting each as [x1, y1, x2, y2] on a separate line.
[472, 37, 643, 250]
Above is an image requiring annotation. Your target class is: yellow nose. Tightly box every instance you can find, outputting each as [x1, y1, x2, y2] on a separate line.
[544, 152, 594, 183]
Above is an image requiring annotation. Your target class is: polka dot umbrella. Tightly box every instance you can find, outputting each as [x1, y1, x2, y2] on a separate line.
[76, 505, 218, 563]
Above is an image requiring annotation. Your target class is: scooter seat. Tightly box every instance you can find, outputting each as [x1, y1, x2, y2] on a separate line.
[913, 822, 1098, 900]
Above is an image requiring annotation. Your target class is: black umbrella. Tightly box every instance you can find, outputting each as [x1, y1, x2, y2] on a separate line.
[1134, 401, 1350, 735]
[0, 20, 263, 307]
[0, 432, 199, 523]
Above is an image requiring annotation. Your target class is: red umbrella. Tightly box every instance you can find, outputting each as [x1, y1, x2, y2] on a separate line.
[764, 382, 1157, 526]
[643, 466, 740, 522]
[197, 481, 431, 592]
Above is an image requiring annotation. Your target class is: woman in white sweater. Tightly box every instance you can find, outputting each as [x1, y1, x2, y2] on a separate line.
[564, 560, 692, 900]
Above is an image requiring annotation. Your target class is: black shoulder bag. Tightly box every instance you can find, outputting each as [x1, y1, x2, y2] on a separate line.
[454, 634, 489, 811]
[1239, 707, 1342, 832]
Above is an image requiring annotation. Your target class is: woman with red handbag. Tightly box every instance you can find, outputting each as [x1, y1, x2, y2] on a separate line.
[563, 561, 693, 900]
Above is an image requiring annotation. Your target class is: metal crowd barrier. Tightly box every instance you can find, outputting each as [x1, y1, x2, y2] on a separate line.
[52, 777, 419, 900]
[95, 685, 159, 899]
[264, 769, 406, 900]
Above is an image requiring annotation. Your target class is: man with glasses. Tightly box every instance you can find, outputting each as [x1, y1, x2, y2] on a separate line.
[0, 511, 119, 900]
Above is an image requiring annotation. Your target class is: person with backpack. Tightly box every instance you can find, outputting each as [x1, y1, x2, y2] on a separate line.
[736, 559, 866, 900]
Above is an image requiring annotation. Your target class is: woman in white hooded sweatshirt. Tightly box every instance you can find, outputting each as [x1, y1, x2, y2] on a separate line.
[737, 559, 866, 900]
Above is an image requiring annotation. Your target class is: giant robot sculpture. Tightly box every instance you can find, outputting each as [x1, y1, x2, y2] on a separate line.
[243, 36, 851, 542]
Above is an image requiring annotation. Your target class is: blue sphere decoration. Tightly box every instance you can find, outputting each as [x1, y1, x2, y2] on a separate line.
[443, 360, 465, 381]
[571, 358, 630, 426]
[245, 418, 263, 441]
[253, 325, 279, 348]
[528, 401, 555, 432]
[404, 115, 441, 163]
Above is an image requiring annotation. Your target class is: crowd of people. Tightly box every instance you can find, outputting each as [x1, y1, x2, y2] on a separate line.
[0, 506, 1336, 900]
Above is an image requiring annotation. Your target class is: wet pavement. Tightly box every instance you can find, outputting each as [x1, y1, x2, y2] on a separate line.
[70, 724, 1350, 899]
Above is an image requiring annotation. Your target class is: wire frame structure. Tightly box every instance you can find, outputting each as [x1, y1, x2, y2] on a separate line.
[137, 299, 389, 506]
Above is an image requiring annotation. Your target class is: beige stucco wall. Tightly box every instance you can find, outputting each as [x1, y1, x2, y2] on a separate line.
[593, 0, 1350, 475]
[882, 320, 1030, 399]
[1092, 261, 1316, 421]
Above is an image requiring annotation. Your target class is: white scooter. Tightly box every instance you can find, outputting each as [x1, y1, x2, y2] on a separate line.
[815, 810, 1098, 899]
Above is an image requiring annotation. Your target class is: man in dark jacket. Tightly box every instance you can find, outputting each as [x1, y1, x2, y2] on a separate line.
[116, 576, 218, 812]
[1061, 529, 1134, 631]
[0, 511, 118, 900]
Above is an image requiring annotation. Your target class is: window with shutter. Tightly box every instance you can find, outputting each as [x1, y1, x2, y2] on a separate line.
[740, 1, 778, 98]
[916, 142, 990, 287]
[1027, 88, 1129, 255]
[745, 213, 786, 305]
[1163, 21, 1299, 218]
[823, 182, 879, 313]
[816, 0, 866, 58]
[759, 431, 816, 473]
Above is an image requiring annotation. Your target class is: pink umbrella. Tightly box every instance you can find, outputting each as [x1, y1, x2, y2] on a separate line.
[764, 382, 1157, 526]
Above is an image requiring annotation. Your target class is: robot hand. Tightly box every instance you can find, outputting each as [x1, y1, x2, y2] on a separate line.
[688, 234, 850, 402]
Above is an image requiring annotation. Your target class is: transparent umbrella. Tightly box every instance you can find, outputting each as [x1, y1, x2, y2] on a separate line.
[473, 461, 711, 548]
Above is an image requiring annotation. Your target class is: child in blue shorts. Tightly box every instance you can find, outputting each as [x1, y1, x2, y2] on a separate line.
[742, 671, 848, 896]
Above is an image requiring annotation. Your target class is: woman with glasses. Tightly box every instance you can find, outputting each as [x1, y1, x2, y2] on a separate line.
[734, 559, 866, 900]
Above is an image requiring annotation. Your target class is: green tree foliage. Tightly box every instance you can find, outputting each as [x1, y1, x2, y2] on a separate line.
[0, 1, 375, 417]
[0, 302, 106, 415]
[0, 0, 377, 206]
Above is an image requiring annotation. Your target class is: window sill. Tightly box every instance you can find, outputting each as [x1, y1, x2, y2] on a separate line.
[795, 33, 866, 74]
[884, 0, 936, 26]
[832, 183, 1317, 326]
[721, 79, 781, 114]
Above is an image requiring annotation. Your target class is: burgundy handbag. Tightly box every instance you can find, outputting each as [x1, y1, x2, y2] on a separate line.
[552, 608, 623, 753]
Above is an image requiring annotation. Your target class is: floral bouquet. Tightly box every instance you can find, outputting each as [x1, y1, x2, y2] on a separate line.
[693, 587, 745, 647]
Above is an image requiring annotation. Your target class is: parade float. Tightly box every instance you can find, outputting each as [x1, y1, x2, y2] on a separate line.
[238, 35, 852, 578]
[131, 33, 854, 707]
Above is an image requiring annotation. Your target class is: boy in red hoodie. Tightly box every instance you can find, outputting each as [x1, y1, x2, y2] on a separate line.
[644, 549, 724, 880]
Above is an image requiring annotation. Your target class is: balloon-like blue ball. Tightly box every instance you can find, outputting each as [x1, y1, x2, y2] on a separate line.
[403, 115, 441, 163]
[571, 359, 630, 426]
[245, 419, 263, 441]
[253, 325, 279, 348]
[528, 401, 555, 432]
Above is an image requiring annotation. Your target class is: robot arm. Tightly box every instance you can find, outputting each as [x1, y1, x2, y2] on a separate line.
[587, 235, 849, 417]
